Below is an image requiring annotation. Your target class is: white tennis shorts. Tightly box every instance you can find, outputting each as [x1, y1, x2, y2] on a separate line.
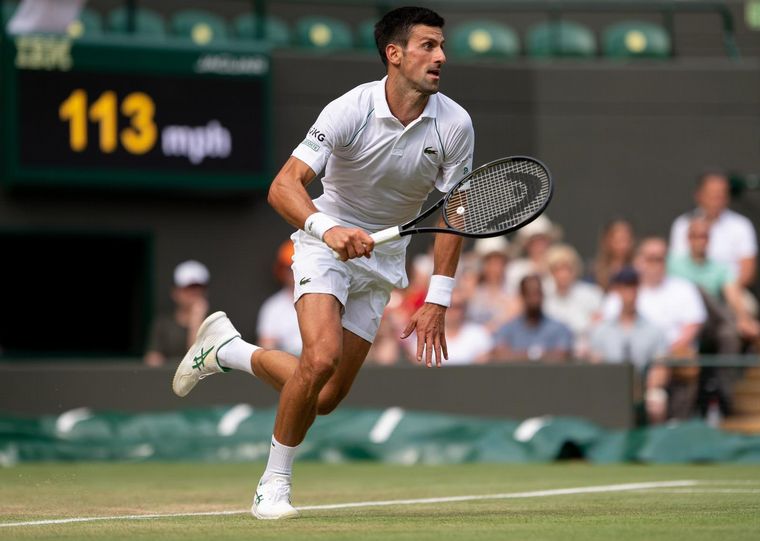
[290, 229, 408, 343]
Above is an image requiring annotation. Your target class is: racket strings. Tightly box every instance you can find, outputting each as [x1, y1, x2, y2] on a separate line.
[444, 159, 551, 235]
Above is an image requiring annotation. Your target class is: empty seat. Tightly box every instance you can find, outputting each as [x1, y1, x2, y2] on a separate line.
[170, 9, 229, 45]
[526, 20, 596, 58]
[295, 16, 353, 50]
[67, 8, 103, 39]
[449, 20, 519, 58]
[107, 7, 166, 38]
[356, 19, 376, 51]
[602, 20, 671, 58]
[233, 13, 291, 47]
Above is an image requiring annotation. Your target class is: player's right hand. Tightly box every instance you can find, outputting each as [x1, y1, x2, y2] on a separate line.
[324, 226, 374, 261]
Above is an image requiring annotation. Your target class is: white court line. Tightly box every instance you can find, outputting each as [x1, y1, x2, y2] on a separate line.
[0, 480, 698, 529]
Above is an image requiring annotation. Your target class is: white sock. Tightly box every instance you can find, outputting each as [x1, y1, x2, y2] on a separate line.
[262, 436, 298, 482]
[217, 337, 258, 375]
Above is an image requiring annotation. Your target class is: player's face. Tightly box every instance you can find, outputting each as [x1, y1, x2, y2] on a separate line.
[398, 25, 446, 94]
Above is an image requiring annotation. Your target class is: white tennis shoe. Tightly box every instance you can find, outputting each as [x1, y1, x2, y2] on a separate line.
[251, 475, 299, 520]
[171, 311, 239, 397]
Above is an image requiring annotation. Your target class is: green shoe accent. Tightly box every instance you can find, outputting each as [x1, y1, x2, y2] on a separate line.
[192, 346, 214, 370]
[214, 335, 241, 373]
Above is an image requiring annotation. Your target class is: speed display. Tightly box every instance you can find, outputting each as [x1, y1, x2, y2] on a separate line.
[1, 34, 272, 191]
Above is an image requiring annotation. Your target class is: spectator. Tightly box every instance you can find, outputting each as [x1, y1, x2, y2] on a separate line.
[256, 240, 302, 356]
[492, 275, 573, 362]
[144, 260, 211, 367]
[602, 237, 707, 421]
[441, 291, 493, 364]
[668, 217, 760, 419]
[588, 267, 669, 424]
[465, 237, 520, 333]
[587, 219, 636, 291]
[603, 237, 706, 355]
[668, 217, 760, 347]
[544, 244, 603, 357]
[504, 215, 561, 295]
[669, 170, 757, 289]
[589, 266, 668, 367]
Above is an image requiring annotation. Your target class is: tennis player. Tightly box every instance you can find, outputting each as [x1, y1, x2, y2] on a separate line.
[172, 6, 474, 519]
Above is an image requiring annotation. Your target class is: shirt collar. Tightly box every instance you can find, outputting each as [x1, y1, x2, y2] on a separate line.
[373, 76, 439, 120]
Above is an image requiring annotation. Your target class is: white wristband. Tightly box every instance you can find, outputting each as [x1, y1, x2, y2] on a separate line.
[425, 275, 456, 307]
[304, 212, 339, 241]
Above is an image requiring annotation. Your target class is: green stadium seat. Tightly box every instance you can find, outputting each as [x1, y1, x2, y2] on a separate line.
[295, 16, 353, 51]
[526, 20, 596, 58]
[602, 21, 671, 58]
[233, 13, 291, 47]
[449, 21, 519, 58]
[107, 7, 166, 39]
[356, 19, 376, 51]
[170, 9, 229, 46]
[66, 8, 103, 39]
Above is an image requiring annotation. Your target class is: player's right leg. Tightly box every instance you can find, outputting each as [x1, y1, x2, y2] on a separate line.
[252, 292, 344, 520]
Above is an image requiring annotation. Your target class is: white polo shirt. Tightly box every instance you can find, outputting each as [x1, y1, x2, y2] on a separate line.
[292, 76, 474, 254]
[669, 209, 758, 277]
[601, 276, 706, 347]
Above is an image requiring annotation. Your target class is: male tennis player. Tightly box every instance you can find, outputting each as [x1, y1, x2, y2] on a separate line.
[172, 6, 474, 519]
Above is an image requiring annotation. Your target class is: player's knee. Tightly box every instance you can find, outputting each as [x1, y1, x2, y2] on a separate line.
[300, 350, 339, 387]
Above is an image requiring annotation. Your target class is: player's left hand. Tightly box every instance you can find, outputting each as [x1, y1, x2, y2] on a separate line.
[401, 303, 448, 367]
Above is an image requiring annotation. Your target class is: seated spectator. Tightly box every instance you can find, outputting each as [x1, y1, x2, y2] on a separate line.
[144, 260, 211, 367]
[602, 237, 707, 421]
[668, 217, 760, 419]
[465, 237, 521, 333]
[668, 217, 760, 346]
[492, 275, 574, 362]
[589, 267, 669, 424]
[441, 291, 493, 365]
[256, 240, 302, 356]
[544, 244, 603, 357]
[603, 237, 706, 356]
[589, 267, 668, 370]
[670, 170, 757, 290]
[504, 215, 561, 295]
[587, 218, 636, 291]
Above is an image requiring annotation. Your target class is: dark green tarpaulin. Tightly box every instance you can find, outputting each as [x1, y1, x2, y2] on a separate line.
[2, 407, 760, 465]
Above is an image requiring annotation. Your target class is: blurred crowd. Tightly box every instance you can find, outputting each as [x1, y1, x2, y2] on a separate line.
[148, 171, 759, 424]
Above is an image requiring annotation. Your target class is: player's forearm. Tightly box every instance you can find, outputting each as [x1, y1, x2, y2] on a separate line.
[267, 157, 319, 230]
[431, 218, 463, 278]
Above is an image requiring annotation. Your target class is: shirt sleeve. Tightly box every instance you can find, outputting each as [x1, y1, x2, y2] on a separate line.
[435, 115, 475, 192]
[735, 216, 758, 258]
[669, 214, 689, 256]
[677, 279, 708, 325]
[291, 96, 358, 176]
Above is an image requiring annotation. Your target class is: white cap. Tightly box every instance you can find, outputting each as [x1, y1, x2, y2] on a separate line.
[473, 236, 510, 257]
[516, 215, 561, 242]
[173, 260, 210, 287]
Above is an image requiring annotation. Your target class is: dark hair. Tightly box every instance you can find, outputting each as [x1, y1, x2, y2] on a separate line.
[374, 6, 445, 66]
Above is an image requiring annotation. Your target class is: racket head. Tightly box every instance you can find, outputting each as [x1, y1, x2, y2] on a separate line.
[442, 155, 553, 238]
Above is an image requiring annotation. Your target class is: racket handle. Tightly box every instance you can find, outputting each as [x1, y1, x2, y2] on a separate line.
[371, 226, 401, 245]
[331, 226, 401, 260]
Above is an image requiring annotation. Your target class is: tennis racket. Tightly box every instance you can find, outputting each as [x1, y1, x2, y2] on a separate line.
[333, 156, 553, 257]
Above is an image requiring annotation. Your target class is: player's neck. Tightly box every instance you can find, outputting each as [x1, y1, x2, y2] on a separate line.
[384, 76, 429, 126]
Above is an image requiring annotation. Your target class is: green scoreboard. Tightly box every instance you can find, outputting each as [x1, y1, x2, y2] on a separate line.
[0, 34, 272, 191]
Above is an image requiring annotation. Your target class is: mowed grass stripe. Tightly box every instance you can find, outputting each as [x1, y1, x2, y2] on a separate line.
[0, 480, 698, 528]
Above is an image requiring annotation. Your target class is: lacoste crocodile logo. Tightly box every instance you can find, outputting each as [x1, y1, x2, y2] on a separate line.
[424, 146, 438, 155]
[299, 277, 311, 286]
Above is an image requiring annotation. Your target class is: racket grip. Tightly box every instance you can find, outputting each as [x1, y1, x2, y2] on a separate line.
[371, 226, 401, 245]
[331, 226, 401, 260]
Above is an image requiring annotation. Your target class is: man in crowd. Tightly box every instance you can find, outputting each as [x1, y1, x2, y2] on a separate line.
[493, 274, 573, 362]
